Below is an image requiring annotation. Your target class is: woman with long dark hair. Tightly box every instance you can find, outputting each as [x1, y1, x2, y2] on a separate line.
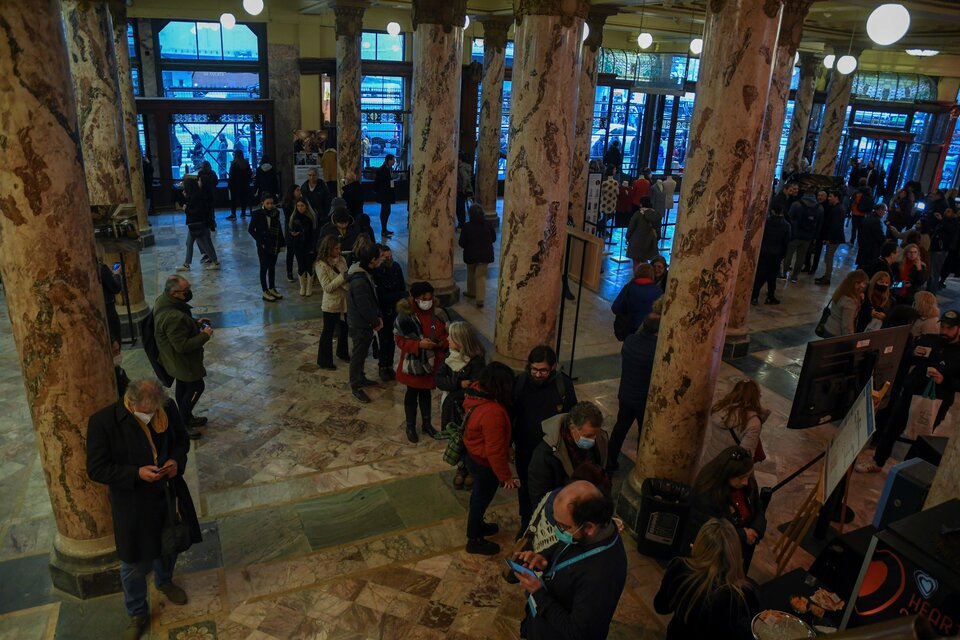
[315, 235, 350, 369]
[700, 380, 768, 465]
[289, 199, 318, 296]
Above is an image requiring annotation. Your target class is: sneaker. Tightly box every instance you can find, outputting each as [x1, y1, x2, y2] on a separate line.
[175, 264, 190, 272]
[206, 262, 221, 270]
[815, 277, 831, 286]
[189, 416, 208, 427]
[262, 291, 277, 301]
[751, 298, 759, 306]
[855, 461, 881, 474]
[482, 521, 499, 536]
[765, 297, 781, 305]
[200, 255, 212, 264]
[269, 288, 284, 299]
[123, 615, 149, 640]
[186, 427, 202, 440]
[405, 425, 419, 443]
[225, 215, 237, 221]
[789, 277, 798, 283]
[466, 538, 500, 556]
[351, 388, 370, 403]
[157, 581, 188, 605]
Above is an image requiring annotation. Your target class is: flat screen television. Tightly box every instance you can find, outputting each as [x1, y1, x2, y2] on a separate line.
[787, 325, 912, 430]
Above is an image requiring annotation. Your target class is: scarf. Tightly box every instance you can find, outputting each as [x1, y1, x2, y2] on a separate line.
[123, 396, 168, 465]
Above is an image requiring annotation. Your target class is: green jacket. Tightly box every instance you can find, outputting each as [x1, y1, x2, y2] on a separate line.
[153, 293, 209, 382]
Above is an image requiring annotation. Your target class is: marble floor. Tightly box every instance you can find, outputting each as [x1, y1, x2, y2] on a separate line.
[0, 200, 957, 639]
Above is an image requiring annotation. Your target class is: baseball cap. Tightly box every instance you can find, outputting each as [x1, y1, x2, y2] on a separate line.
[942, 310, 960, 327]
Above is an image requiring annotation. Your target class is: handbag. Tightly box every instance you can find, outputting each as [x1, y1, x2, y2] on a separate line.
[160, 481, 193, 556]
[442, 408, 474, 466]
[728, 426, 766, 463]
[815, 302, 832, 338]
[905, 378, 942, 440]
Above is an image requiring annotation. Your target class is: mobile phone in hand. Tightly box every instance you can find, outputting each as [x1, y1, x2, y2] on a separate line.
[113, 262, 121, 271]
[200, 320, 211, 329]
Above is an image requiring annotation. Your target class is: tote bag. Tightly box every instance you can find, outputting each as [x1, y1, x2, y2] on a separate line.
[905, 378, 941, 440]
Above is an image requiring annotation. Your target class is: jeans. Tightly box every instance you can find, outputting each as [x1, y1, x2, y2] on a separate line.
[121, 555, 177, 617]
[803, 240, 823, 272]
[515, 448, 534, 530]
[349, 327, 375, 390]
[377, 313, 397, 370]
[607, 403, 646, 471]
[185, 228, 218, 265]
[404, 387, 432, 427]
[820, 243, 840, 280]
[257, 248, 278, 291]
[929, 251, 947, 291]
[464, 455, 500, 539]
[379, 203, 391, 233]
[466, 263, 488, 303]
[783, 239, 811, 278]
[318, 312, 349, 366]
[850, 216, 863, 245]
[175, 378, 205, 425]
[752, 254, 781, 300]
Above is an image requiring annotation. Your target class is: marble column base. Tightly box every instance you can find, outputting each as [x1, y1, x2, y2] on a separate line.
[139, 227, 155, 248]
[722, 333, 751, 359]
[115, 304, 150, 339]
[435, 283, 461, 308]
[49, 546, 121, 599]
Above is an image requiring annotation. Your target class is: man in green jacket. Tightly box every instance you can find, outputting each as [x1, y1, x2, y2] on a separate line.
[154, 276, 213, 439]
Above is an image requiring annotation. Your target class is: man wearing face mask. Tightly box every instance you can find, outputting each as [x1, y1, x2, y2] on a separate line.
[86, 379, 202, 640]
[154, 276, 213, 439]
[513, 481, 627, 640]
[526, 402, 610, 511]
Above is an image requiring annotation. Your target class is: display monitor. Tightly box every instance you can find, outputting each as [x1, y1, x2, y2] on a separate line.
[787, 325, 912, 430]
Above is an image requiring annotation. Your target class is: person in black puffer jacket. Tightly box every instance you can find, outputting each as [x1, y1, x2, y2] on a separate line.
[856, 204, 887, 269]
[815, 190, 846, 285]
[459, 203, 496, 308]
[607, 315, 659, 473]
[751, 209, 791, 305]
[247, 192, 286, 301]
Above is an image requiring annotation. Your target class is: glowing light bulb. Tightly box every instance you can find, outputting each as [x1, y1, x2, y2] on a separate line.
[836, 55, 857, 75]
[582, 23, 589, 42]
[220, 12, 236, 29]
[866, 4, 910, 46]
[689, 38, 703, 55]
[464, 15, 470, 30]
[243, 0, 264, 16]
[823, 54, 835, 69]
[386, 21, 401, 37]
[637, 33, 653, 49]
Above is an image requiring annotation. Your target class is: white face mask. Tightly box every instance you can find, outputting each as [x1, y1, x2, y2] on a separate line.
[113, 354, 123, 367]
[416, 299, 433, 311]
[133, 411, 155, 424]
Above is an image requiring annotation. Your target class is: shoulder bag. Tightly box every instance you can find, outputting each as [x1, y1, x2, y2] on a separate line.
[160, 481, 192, 556]
[815, 301, 832, 338]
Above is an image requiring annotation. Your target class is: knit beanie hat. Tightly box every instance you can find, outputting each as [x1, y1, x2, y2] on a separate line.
[410, 281, 434, 299]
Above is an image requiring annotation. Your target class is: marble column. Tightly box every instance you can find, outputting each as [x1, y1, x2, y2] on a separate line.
[459, 61, 484, 159]
[725, 0, 813, 357]
[813, 64, 854, 176]
[783, 51, 820, 175]
[268, 41, 303, 196]
[493, 0, 588, 361]
[108, 1, 152, 245]
[334, 3, 367, 184]
[62, 0, 148, 325]
[569, 7, 616, 230]
[408, 0, 467, 302]
[475, 16, 512, 221]
[628, 0, 783, 489]
[0, 0, 120, 597]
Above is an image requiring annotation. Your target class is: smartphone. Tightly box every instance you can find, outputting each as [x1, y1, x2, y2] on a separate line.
[891, 281, 907, 289]
[505, 559, 540, 580]
[200, 320, 211, 329]
[112, 262, 121, 271]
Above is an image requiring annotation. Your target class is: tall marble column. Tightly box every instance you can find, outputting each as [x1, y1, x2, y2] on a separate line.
[474, 16, 512, 221]
[108, 1, 152, 245]
[628, 0, 783, 489]
[62, 0, 148, 325]
[493, 0, 588, 361]
[459, 61, 484, 159]
[813, 63, 854, 176]
[783, 51, 820, 175]
[268, 41, 303, 197]
[334, 3, 367, 184]
[0, 0, 120, 597]
[569, 7, 616, 230]
[408, 0, 467, 302]
[725, 0, 813, 357]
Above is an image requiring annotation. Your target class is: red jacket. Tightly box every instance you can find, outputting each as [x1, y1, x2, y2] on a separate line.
[394, 299, 448, 389]
[462, 387, 513, 482]
[631, 178, 650, 205]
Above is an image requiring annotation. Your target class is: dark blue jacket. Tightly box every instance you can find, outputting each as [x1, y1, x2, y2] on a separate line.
[611, 280, 662, 335]
[618, 330, 657, 409]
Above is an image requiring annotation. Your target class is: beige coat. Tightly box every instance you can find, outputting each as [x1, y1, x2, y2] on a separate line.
[315, 256, 348, 313]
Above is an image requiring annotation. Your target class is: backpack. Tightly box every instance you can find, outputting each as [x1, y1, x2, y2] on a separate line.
[139, 310, 175, 387]
[799, 205, 819, 233]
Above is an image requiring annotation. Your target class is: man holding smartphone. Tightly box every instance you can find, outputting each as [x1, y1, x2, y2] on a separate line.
[154, 276, 213, 439]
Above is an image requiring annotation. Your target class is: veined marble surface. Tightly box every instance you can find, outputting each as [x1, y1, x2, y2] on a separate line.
[813, 70, 854, 176]
[784, 51, 820, 173]
[474, 23, 508, 215]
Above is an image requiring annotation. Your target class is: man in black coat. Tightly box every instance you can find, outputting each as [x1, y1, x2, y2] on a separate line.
[815, 190, 847, 285]
[856, 204, 887, 269]
[346, 243, 384, 402]
[511, 345, 578, 533]
[373, 244, 407, 381]
[86, 379, 201, 640]
[301, 168, 332, 229]
[751, 209, 791, 305]
[607, 315, 658, 473]
[374, 154, 396, 238]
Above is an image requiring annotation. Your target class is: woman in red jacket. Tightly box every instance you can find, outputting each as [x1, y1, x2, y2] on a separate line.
[394, 282, 448, 443]
[462, 362, 520, 555]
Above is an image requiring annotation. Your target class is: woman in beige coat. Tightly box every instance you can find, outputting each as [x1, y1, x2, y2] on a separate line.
[315, 235, 349, 369]
[699, 379, 768, 468]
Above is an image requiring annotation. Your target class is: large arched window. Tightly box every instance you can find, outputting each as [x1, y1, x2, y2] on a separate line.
[851, 72, 937, 102]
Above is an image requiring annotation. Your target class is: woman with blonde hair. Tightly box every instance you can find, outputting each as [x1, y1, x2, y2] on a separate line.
[893, 243, 927, 304]
[700, 380, 768, 465]
[654, 518, 759, 639]
[822, 269, 868, 337]
[856, 271, 891, 332]
[911, 291, 940, 338]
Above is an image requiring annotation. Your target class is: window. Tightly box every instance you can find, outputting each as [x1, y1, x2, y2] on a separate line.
[127, 23, 142, 96]
[590, 88, 644, 175]
[775, 100, 795, 177]
[672, 93, 696, 172]
[168, 112, 264, 180]
[361, 31, 405, 61]
[851, 72, 936, 102]
[470, 38, 514, 67]
[851, 110, 909, 129]
[155, 20, 265, 99]
[474, 78, 512, 179]
[940, 124, 960, 190]
[360, 76, 405, 168]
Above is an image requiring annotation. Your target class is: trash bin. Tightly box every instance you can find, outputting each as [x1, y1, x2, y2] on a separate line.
[636, 478, 691, 558]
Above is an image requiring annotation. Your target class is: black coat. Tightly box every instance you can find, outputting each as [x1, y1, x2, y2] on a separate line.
[786, 194, 823, 242]
[862, 257, 894, 281]
[618, 330, 657, 409]
[86, 399, 201, 563]
[248, 208, 286, 253]
[458, 218, 497, 264]
[184, 192, 209, 227]
[301, 180, 332, 221]
[436, 354, 486, 427]
[254, 164, 280, 200]
[228, 159, 252, 192]
[511, 372, 578, 454]
[685, 484, 766, 565]
[856, 214, 886, 267]
[341, 181, 365, 218]
[197, 168, 218, 213]
[822, 202, 847, 244]
[373, 262, 407, 316]
[374, 164, 395, 205]
[758, 214, 791, 257]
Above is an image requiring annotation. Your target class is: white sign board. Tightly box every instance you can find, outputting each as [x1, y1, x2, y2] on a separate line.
[822, 377, 876, 501]
[584, 172, 602, 230]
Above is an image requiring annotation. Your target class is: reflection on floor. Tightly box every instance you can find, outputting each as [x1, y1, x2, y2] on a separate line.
[0, 201, 957, 639]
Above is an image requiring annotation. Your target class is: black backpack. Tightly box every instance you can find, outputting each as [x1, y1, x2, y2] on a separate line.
[799, 205, 819, 233]
[139, 309, 175, 387]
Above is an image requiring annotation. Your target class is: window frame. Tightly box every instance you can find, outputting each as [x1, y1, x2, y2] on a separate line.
[361, 30, 407, 62]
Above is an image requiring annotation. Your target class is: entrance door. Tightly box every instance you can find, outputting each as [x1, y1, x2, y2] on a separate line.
[839, 126, 915, 196]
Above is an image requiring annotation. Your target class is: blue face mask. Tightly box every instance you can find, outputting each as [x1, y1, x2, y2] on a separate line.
[555, 524, 582, 545]
[576, 437, 596, 450]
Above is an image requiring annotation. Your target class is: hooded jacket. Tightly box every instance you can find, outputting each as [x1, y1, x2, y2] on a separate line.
[463, 386, 513, 482]
[345, 262, 381, 331]
[526, 413, 609, 510]
[458, 212, 497, 264]
[786, 192, 823, 242]
[625, 208, 661, 262]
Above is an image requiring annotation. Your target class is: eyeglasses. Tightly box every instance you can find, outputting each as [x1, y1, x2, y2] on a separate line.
[555, 520, 583, 533]
[529, 366, 551, 376]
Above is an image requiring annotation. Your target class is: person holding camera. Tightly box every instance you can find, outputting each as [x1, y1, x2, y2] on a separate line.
[154, 276, 213, 439]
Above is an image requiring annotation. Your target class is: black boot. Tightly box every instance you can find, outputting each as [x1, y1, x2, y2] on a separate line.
[405, 423, 419, 443]
[422, 421, 439, 440]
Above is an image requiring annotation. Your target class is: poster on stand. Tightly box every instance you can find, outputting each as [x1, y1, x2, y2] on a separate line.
[822, 377, 875, 501]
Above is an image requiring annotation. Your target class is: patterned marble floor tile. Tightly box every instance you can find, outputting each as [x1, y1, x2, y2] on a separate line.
[0, 602, 59, 640]
[218, 506, 311, 567]
[152, 571, 224, 628]
[297, 486, 405, 552]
